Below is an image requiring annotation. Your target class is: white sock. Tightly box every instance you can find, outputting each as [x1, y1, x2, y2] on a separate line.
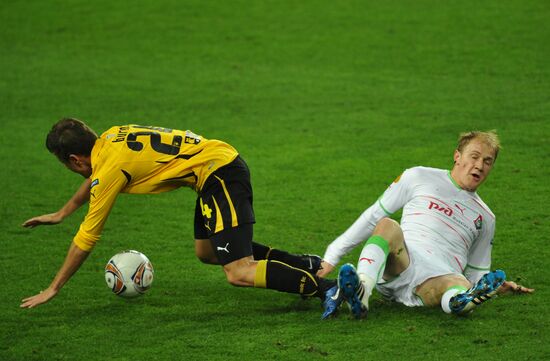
[357, 273, 373, 309]
[357, 243, 387, 295]
[441, 286, 467, 314]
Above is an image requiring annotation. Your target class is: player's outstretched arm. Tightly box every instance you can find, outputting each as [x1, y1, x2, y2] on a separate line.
[22, 179, 91, 228]
[497, 280, 535, 295]
[20, 242, 90, 308]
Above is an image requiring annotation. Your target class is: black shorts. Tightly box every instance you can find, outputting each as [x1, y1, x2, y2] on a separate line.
[194, 156, 256, 264]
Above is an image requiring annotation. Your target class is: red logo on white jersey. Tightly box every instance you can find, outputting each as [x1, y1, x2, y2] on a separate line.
[428, 201, 453, 216]
[360, 257, 375, 264]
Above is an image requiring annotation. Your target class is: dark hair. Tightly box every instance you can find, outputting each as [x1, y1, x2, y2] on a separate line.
[46, 118, 98, 162]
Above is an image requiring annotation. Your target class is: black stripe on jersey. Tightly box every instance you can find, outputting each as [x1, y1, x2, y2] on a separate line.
[121, 169, 132, 184]
[175, 149, 203, 160]
[161, 172, 197, 183]
[155, 149, 204, 164]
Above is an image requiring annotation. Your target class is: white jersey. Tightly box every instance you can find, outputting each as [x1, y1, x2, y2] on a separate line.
[324, 166, 495, 284]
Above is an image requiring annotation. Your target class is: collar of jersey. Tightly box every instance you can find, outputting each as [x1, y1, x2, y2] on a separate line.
[91, 138, 106, 171]
[447, 170, 463, 190]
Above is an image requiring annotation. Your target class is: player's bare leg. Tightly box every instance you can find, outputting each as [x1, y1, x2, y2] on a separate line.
[195, 238, 322, 275]
[375, 218, 410, 280]
[222, 255, 325, 293]
[221, 255, 337, 309]
[338, 217, 410, 319]
[415, 274, 471, 306]
[222, 256, 256, 286]
[416, 271, 507, 315]
[203, 224, 337, 314]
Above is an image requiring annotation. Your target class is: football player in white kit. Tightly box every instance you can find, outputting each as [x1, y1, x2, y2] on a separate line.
[320, 131, 534, 319]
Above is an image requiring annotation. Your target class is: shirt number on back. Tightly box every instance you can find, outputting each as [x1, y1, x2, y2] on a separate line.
[127, 131, 183, 155]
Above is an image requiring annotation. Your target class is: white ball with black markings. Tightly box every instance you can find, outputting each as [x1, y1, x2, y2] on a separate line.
[105, 250, 154, 298]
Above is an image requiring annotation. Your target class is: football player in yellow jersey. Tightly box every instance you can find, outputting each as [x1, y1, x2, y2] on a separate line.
[20, 118, 340, 317]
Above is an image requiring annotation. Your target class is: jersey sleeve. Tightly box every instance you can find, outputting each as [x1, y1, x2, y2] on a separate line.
[323, 168, 416, 267]
[464, 216, 494, 284]
[73, 169, 127, 251]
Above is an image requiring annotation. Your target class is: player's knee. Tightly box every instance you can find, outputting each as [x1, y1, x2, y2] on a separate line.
[374, 218, 404, 251]
[375, 217, 400, 232]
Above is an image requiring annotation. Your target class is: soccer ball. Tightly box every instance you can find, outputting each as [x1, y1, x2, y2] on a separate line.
[105, 250, 154, 298]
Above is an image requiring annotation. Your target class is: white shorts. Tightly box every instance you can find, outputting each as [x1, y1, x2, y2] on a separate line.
[375, 241, 462, 307]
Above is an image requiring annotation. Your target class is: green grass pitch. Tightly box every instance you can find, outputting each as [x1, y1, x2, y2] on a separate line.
[1, 1, 549, 360]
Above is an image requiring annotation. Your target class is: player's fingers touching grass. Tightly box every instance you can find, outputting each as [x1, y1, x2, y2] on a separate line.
[22, 213, 63, 228]
[497, 280, 535, 295]
[20, 288, 58, 308]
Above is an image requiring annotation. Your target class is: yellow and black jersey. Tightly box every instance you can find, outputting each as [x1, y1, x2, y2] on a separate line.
[74, 125, 238, 251]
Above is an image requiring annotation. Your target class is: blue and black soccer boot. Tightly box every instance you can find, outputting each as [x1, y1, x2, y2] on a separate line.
[338, 263, 368, 319]
[450, 270, 506, 315]
[321, 284, 344, 319]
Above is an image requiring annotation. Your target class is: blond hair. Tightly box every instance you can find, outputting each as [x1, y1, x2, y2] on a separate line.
[457, 130, 501, 160]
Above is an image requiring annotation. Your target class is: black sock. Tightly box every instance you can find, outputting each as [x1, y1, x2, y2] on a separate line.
[251, 242, 271, 260]
[252, 241, 319, 273]
[254, 259, 321, 297]
[317, 278, 337, 299]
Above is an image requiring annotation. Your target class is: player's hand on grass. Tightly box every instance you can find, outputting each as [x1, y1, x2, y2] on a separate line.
[22, 212, 63, 228]
[497, 280, 534, 295]
[20, 287, 58, 308]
